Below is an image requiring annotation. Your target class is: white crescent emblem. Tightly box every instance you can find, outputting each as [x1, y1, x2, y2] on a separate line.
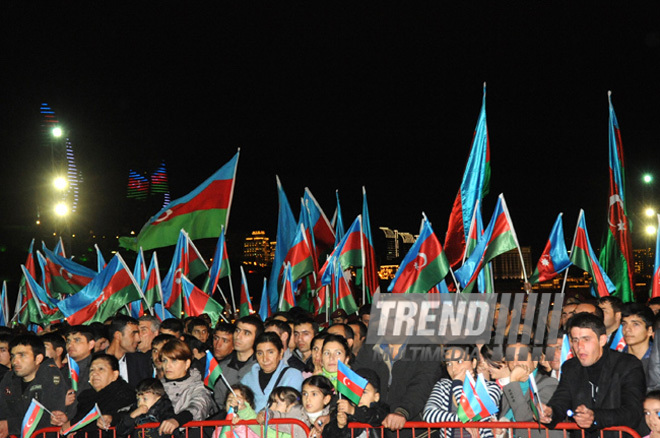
[174, 268, 182, 285]
[154, 209, 173, 224]
[342, 376, 350, 386]
[60, 267, 73, 279]
[414, 253, 428, 271]
[607, 195, 626, 231]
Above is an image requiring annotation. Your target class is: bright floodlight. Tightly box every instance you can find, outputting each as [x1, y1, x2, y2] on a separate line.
[52, 127, 63, 137]
[644, 174, 653, 184]
[646, 224, 657, 235]
[646, 208, 656, 217]
[53, 176, 67, 190]
[54, 202, 69, 217]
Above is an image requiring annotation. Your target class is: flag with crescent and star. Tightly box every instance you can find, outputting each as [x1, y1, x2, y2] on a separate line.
[57, 254, 143, 325]
[530, 213, 572, 284]
[359, 186, 381, 301]
[21, 399, 47, 438]
[444, 83, 491, 269]
[119, 150, 239, 252]
[39, 246, 96, 296]
[570, 210, 616, 298]
[388, 215, 450, 294]
[598, 92, 634, 302]
[455, 194, 521, 293]
[181, 274, 224, 326]
[337, 360, 368, 404]
[61, 404, 103, 435]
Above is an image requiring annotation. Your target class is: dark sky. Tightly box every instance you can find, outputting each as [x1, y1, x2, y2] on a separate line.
[2, 3, 660, 278]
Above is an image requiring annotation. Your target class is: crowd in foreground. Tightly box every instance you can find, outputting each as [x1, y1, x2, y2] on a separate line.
[2, 295, 660, 438]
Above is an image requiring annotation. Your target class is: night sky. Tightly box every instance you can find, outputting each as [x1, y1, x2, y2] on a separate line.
[2, 4, 660, 289]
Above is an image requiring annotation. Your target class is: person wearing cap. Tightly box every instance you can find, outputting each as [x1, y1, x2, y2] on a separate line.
[331, 309, 348, 325]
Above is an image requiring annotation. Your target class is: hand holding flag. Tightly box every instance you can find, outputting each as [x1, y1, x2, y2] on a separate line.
[337, 360, 368, 404]
[61, 404, 103, 435]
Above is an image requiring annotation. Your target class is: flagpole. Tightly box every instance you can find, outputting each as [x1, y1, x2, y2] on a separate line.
[215, 285, 232, 311]
[561, 210, 582, 294]
[359, 215, 366, 305]
[152, 253, 166, 321]
[118, 254, 152, 316]
[227, 271, 237, 317]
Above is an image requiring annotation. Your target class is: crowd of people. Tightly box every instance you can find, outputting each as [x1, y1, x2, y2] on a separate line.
[1, 295, 660, 438]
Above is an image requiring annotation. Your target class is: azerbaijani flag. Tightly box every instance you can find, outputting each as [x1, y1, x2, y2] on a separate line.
[40, 246, 96, 295]
[68, 355, 80, 392]
[205, 225, 231, 295]
[337, 360, 368, 404]
[463, 200, 492, 293]
[388, 215, 450, 293]
[143, 252, 165, 319]
[267, 176, 297, 313]
[21, 398, 47, 438]
[238, 266, 254, 317]
[455, 194, 523, 293]
[598, 92, 634, 303]
[61, 404, 102, 435]
[57, 254, 143, 325]
[258, 277, 271, 321]
[180, 275, 224, 326]
[120, 150, 239, 252]
[283, 223, 315, 282]
[303, 187, 336, 257]
[456, 371, 498, 422]
[652, 214, 660, 298]
[444, 83, 491, 268]
[360, 187, 381, 301]
[95, 244, 107, 273]
[530, 213, 572, 284]
[21, 265, 62, 325]
[528, 373, 542, 421]
[333, 190, 346, 246]
[337, 216, 364, 271]
[278, 263, 296, 312]
[610, 325, 626, 351]
[0, 281, 8, 327]
[558, 334, 573, 380]
[569, 210, 616, 298]
[204, 350, 222, 388]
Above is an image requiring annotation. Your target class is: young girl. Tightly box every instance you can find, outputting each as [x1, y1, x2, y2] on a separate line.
[224, 384, 260, 438]
[258, 387, 307, 438]
[644, 391, 660, 438]
[423, 345, 502, 438]
[302, 375, 335, 438]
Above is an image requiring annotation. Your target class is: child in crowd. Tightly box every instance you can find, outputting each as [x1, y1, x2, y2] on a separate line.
[323, 368, 389, 438]
[644, 391, 660, 438]
[302, 375, 335, 438]
[225, 384, 259, 438]
[116, 378, 176, 438]
[257, 386, 307, 438]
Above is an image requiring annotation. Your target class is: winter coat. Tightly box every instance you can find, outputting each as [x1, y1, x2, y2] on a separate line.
[116, 395, 176, 438]
[162, 368, 218, 422]
[240, 359, 304, 412]
[70, 377, 136, 437]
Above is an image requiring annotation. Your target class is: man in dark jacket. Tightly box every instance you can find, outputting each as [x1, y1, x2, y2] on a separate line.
[540, 312, 646, 438]
[352, 342, 443, 438]
[0, 334, 68, 438]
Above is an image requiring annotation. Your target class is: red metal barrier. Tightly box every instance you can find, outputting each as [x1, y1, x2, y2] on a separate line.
[345, 421, 642, 438]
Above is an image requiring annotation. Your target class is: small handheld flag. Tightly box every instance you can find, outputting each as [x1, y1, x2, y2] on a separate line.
[456, 371, 498, 423]
[528, 373, 543, 421]
[337, 360, 368, 404]
[204, 350, 222, 388]
[61, 404, 103, 435]
[610, 325, 626, 351]
[67, 355, 79, 392]
[21, 399, 48, 438]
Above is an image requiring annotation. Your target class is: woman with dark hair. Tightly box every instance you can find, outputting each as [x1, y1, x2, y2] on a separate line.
[308, 332, 329, 376]
[158, 339, 218, 434]
[54, 353, 135, 436]
[241, 332, 304, 411]
[316, 334, 354, 390]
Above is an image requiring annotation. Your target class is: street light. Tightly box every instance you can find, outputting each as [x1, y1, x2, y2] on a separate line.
[54, 202, 69, 217]
[52, 127, 63, 138]
[53, 176, 67, 190]
[646, 224, 657, 235]
[645, 207, 656, 217]
[643, 174, 654, 184]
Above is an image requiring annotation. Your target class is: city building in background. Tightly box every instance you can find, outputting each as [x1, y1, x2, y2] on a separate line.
[241, 230, 275, 270]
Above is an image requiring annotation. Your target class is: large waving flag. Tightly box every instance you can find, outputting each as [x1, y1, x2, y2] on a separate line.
[337, 360, 368, 404]
[143, 252, 165, 317]
[95, 244, 107, 273]
[388, 215, 450, 293]
[61, 404, 102, 435]
[161, 230, 196, 317]
[569, 210, 616, 298]
[456, 371, 499, 422]
[0, 282, 8, 327]
[238, 266, 254, 317]
[267, 176, 297, 313]
[530, 214, 572, 284]
[598, 92, 634, 302]
[180, 275, 224, 325]
[21, 399, 48, 438]
[21, 265, 62, 325]
[40, 246, 96, 295]
[652, 215, 660, 298]
[455, 194, 523, 293]
[333, 190, 346, 246]
[120, 150, 239, 251]
[57, 254, 143, 325]
[128, 248, 149, 318]
[205, 225, 231, 295]
[444, 83, 491, 268]
[464, 200, 493, 293]
[360, 187, 381, 301]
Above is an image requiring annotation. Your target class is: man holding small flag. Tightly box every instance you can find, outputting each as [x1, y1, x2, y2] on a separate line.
[0, 335, 68, 438]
